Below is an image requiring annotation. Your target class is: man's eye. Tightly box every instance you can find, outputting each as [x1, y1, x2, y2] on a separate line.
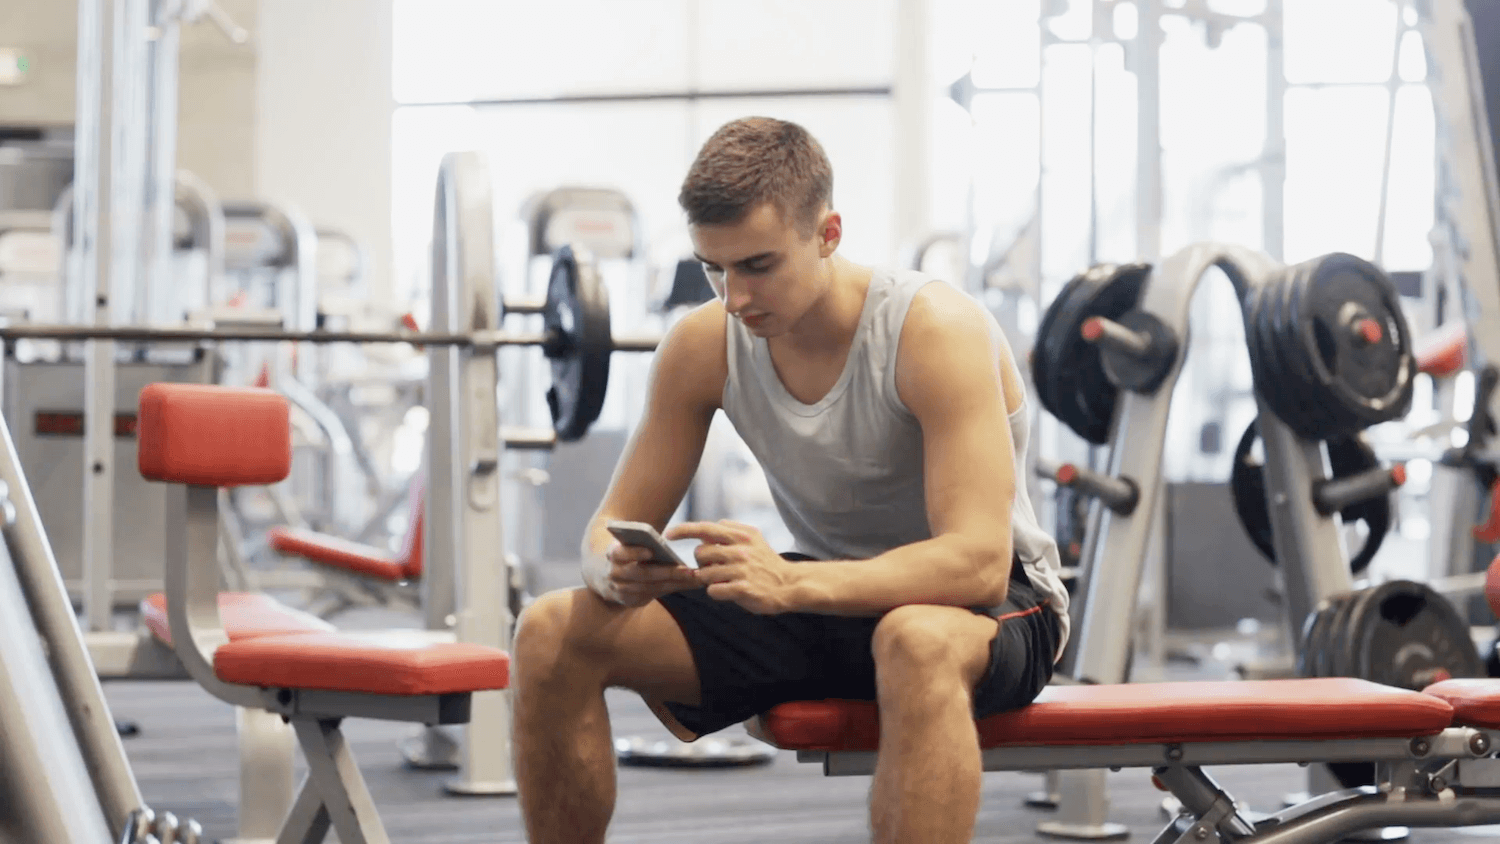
[703, 264, 724, 275]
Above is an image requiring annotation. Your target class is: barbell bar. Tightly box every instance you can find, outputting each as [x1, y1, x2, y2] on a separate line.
[0, 323, 660, 354]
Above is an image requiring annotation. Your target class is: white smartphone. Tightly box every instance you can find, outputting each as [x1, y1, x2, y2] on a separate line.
[606, 520, 696, 569]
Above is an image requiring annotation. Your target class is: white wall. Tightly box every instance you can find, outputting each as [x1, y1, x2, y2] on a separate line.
[255, 0, 394, 300]
[0, 0, 259, 200]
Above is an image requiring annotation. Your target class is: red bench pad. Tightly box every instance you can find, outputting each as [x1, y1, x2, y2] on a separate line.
[213, 630, 509, 695]
[267, 527, 410, 581]
[138, 383, 291, 486]
[140, 591, 333, 646]
[1416, 323, 1466, 379]
[761, 678, 1454, 752]
[1423, 679, 1500, 729]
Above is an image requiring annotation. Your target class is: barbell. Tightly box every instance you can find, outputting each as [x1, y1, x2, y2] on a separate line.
[0, 245, 662, 442]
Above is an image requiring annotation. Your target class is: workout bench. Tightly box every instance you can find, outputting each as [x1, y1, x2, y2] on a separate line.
[137, 382, 510, 844]
[262, 481, 425, 617]
[758, 675, 1500, 841]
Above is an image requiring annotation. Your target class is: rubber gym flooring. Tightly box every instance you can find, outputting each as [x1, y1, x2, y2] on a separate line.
[102, 559, 1499, 843]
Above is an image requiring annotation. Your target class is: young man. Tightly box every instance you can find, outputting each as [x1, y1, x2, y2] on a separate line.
[511, 117, 1070, 843]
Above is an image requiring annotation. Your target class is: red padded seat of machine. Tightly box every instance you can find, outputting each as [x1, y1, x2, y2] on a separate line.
[137, 384, 291, 486]
[139, 592, 333, 646]
[266, 482, 424, 582]
[213, 630, 510, 695]
[1416, 323, 1467, 379]
[1423, 679, 1500, 729]
[266, 527, 410, 581]
[760, 678, 1454, 752]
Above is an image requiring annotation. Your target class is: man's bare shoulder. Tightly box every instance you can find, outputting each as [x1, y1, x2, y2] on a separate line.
[899, 280, 1024, 411]
[654, 300, 729, 410]
[903, 281, 996, 354]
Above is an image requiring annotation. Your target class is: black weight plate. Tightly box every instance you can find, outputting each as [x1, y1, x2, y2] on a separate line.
[1032, 274, 1095, 433]
[545, 245, 613, 442]
[1247, 273, 1322, 438]
[1319, 590, 1378, 790]
[1280, 264, 1349, 436]
[1034, 264, 1150, 444]
[1323, 587, 1368, 679]
[1229, 419, 1276, 564]
[1297, 594, 1349, 677]
[1326, 437, 1389, 575]
[1348, 580, 1485, 689]
[1040, 268, 1124, 440]
[1269, 264, 1343, 438]
[1294, 254, 1415, 432]
[1100, 309, 1179, 394]
[1228, 419, 1389, 574]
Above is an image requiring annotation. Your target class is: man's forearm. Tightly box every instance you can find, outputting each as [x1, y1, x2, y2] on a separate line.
[786, 535, 1012, 616]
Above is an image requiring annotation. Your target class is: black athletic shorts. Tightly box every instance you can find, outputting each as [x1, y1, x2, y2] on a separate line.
[657, 553, 1061, 739]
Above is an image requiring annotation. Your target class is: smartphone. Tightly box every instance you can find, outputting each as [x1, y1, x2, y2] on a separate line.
[606, 520, 696, 569]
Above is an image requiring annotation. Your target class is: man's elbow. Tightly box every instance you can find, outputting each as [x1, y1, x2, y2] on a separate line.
[958, 537, 1012, 606]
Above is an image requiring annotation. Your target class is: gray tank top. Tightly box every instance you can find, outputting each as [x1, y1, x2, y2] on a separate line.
[721, 267, 1071, 653]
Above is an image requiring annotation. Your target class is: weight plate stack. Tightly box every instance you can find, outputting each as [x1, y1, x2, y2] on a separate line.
[1297, 581, 1485, 789]
[1031, 263, 1152, 444]
[1243, 253, 1415, 440]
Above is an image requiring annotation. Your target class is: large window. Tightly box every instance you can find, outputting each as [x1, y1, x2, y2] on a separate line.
[390, 0, 900, 307]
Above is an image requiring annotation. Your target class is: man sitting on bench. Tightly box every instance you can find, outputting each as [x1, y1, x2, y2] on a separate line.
[512, 116, 1072, 844]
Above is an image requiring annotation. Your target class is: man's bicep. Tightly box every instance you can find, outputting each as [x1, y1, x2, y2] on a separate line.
[898, 298, 1018, 539]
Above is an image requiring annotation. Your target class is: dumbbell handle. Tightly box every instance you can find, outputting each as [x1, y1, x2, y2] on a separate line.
[1036, 460, 1139, 516]
[1081, 316, 1153, 359]
[1311, 463, 1405, 516]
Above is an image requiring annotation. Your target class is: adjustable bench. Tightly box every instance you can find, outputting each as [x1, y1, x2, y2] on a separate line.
[759, 678, 1500, 842]
[137, 382, 510, 844]
[256, 480, 424, 618]
[138, 590, 333, 844]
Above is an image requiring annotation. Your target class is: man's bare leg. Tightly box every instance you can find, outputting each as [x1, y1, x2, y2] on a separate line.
[512, 588, 702, 844]
[867, 605, 998, 843]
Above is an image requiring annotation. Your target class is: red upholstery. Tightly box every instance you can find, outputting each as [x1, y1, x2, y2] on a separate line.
[267, 528, 407, 581]
[1489, 554, 1500, 618]
[138, 384, 291, 486]
[1424, 679, 1500, 729]
[760, 679, 1455, 751]
[266, 481, 424, 581]
[1416, 323, 1467, 379]
[139, 591, 333, 645]
[213, 631, 509, 695]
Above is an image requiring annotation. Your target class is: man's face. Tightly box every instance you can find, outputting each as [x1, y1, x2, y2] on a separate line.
[690, 202, 833, 337]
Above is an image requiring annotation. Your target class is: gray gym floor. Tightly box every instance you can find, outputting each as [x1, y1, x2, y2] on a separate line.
[100, 559, 1500, 843]
[104, 678, 1500, 843]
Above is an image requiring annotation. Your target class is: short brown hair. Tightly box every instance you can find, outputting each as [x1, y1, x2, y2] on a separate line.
[678, 117, 833, 237]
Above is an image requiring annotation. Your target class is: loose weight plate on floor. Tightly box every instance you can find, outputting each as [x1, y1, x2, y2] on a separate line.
[614, 735, 778, 768]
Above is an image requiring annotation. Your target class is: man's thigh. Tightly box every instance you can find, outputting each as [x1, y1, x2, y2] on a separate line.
[649, 587, 845, 740]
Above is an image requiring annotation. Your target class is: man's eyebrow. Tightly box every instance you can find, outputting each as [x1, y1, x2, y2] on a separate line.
[694, 251, 777, 267]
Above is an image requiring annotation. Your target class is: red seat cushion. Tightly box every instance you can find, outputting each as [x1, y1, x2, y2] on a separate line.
[1416, 323, 1467, 379]
[212, 631, 509, 695]
[267, 527, 409, 581]
[760, 678, 1454, 751]
[137, 384, 291, 486]
[1423, 679, 1500, 729]
[139, 591, 333, 646]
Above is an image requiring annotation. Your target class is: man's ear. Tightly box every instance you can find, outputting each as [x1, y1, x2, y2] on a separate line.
[817, 209, 842, 257]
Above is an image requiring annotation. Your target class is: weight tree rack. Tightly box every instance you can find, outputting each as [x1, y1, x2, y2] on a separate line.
[1032, 243, 1414, 838]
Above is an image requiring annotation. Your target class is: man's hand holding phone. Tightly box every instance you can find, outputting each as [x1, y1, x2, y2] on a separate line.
[601, 521, 700, 607]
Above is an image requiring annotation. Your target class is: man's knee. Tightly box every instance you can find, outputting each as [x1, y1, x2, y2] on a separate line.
[872, 605, 991, 688]
[514, 587, 616, 669]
